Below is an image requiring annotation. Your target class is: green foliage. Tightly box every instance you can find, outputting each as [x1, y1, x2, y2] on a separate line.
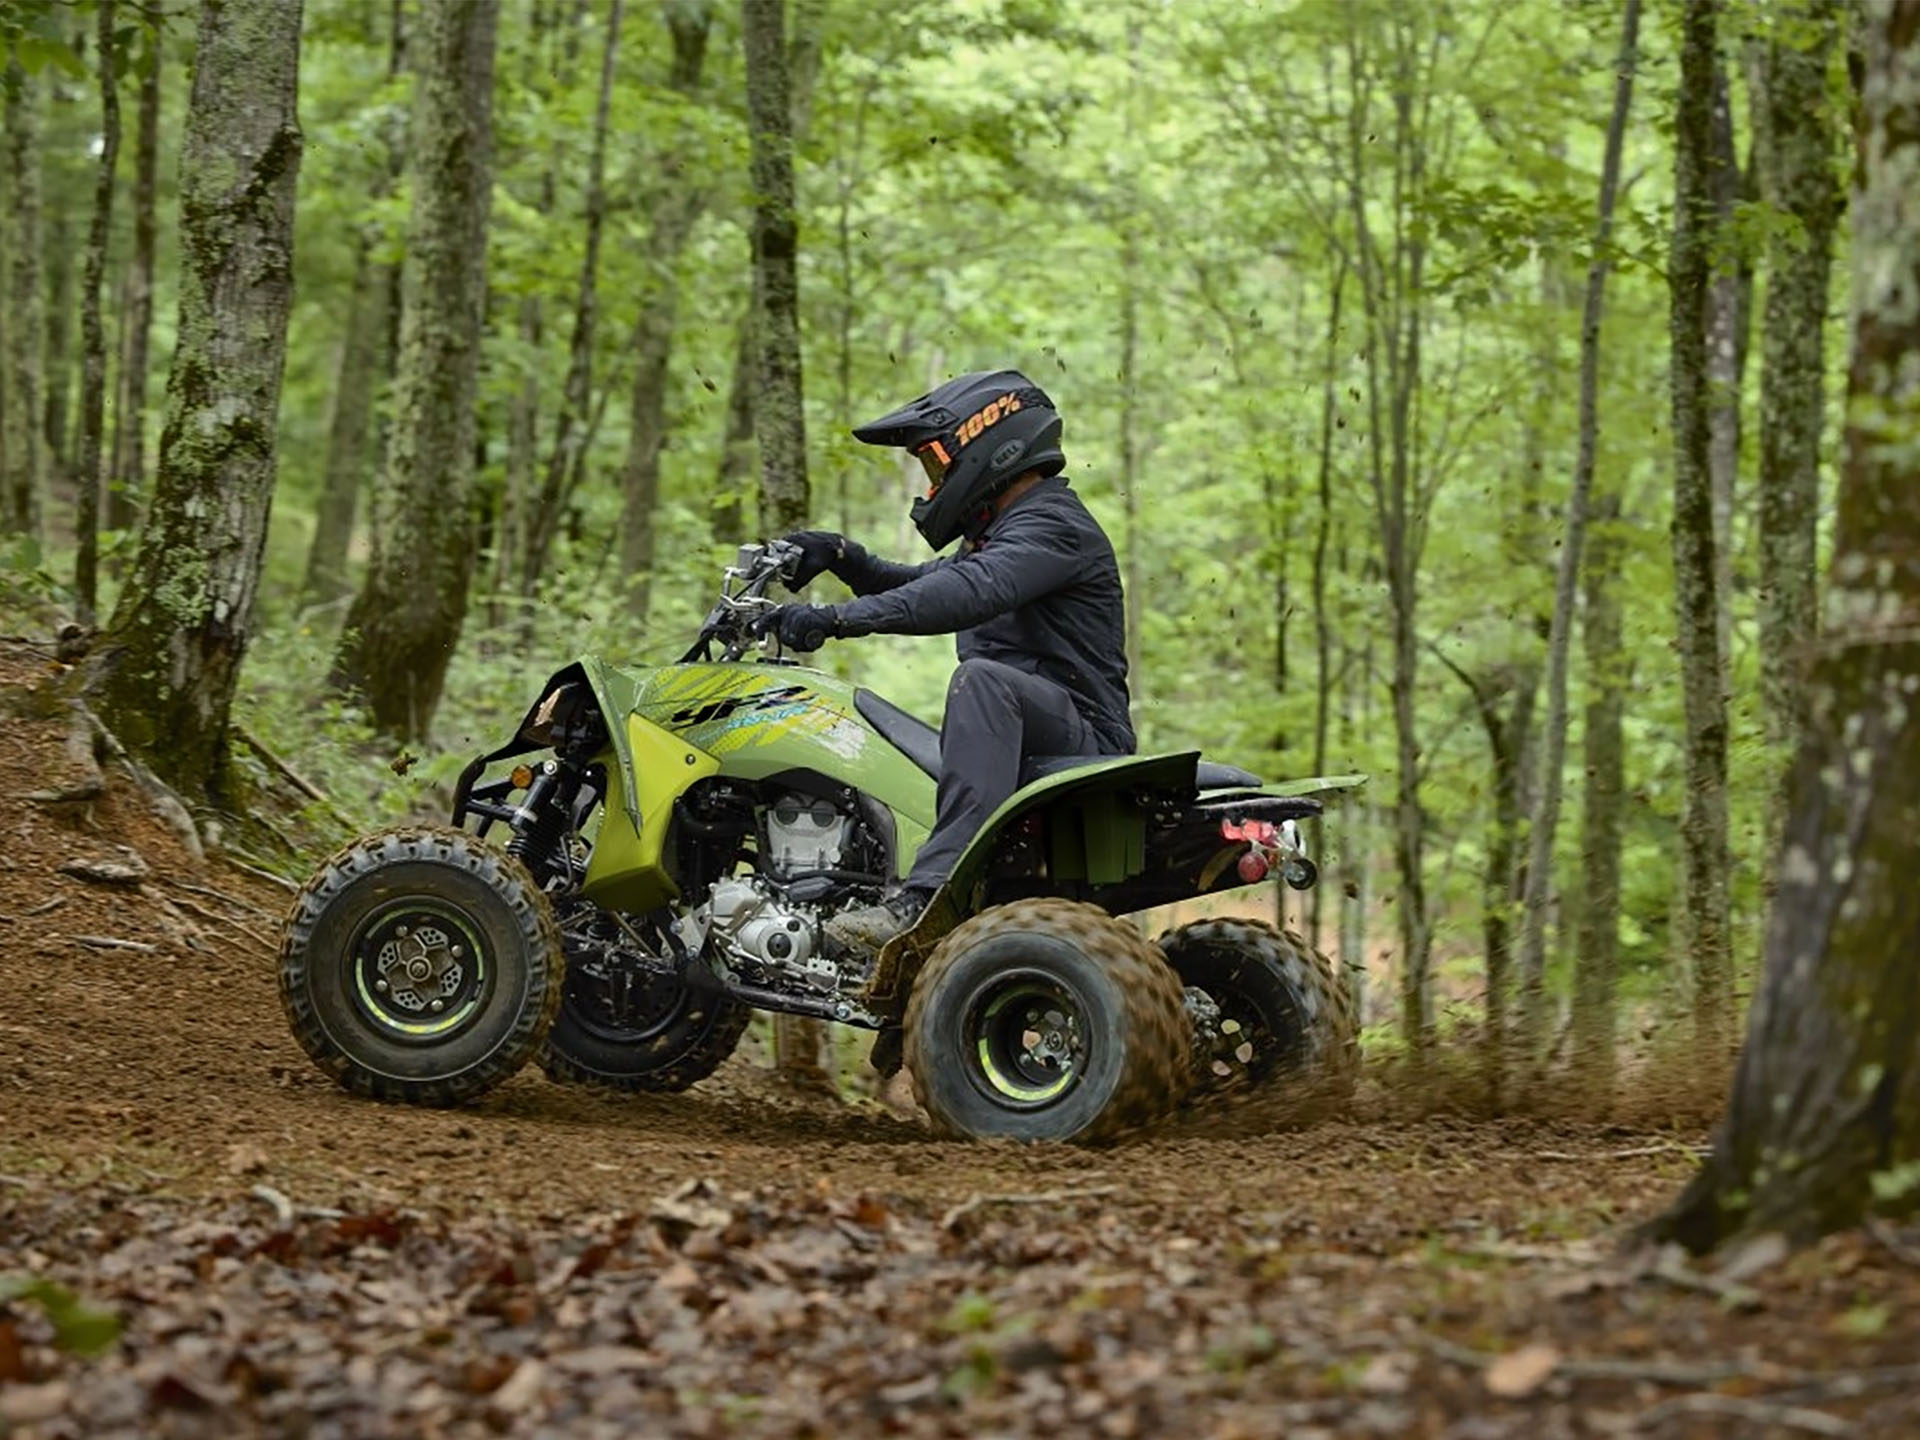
[9, 0, 1837, 1048]
[0, 1272, 120, 1356]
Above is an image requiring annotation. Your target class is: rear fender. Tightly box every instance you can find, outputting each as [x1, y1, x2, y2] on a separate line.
[858, 763, 1369, 1016]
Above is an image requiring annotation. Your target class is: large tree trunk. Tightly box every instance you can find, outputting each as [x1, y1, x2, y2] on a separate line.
[1756, 0, 1842, 761]
[520, 0, 623, 595]
[1515, 0, 1640, 1056]
[1655, 0, 1920, 1250]
[332, 0, 499, 741]
[74, 0, 122, 625]
[3, 62, 45, 540]
[108, 28, 162, 534]
[300, 0, 405, 610]
[617, 0, 714, 621]
[742, 0, 807, 536]
[1668, 0, 1734, 1054]
[743, 0, 826, 1085]
[87, 0, 304, 808]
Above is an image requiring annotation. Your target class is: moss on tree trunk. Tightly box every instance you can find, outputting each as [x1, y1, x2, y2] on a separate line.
[332, 0, 499, 740]
[1656, 0, 1920, 1253]
[87, 0, 305, 808]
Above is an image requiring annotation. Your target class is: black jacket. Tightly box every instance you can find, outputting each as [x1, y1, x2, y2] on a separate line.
[831, 477, 1135, 754]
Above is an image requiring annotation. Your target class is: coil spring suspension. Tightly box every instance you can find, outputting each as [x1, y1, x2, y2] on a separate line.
[508, 768, 570, 878]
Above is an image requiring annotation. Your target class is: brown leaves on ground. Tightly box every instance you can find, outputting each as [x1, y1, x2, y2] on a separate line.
[7, 1170, 1920, 1438]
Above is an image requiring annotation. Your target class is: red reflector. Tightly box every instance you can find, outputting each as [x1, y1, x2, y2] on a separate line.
[1237, 851, 1270, 883]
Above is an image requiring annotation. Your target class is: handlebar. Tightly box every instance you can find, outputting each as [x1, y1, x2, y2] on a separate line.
[680, 539, 807, 664]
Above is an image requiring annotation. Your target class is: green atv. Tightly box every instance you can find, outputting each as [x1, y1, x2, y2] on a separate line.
[279, 541, 1364, 1142]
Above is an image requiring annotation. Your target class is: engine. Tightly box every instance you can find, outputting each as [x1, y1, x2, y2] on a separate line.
[675, 786, 896, 1009]
[700, 876, 839, 991]
[764, 793, 851, 876]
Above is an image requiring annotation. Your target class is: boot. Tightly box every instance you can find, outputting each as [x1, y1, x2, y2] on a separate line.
[825, 887, 929, 963]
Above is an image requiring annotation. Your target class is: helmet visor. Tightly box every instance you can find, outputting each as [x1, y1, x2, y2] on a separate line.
[915, 440, 951, 495]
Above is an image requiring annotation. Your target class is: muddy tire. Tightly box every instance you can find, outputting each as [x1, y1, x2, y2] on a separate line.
[279, 826, 563, 1107]
[543, 966, 750, 1093]
[904, 898, 1190, 1143]
[1158, 918, 1357, 1109]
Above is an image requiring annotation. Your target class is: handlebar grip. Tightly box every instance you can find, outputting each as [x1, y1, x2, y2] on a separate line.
[796, 625, 828, 652]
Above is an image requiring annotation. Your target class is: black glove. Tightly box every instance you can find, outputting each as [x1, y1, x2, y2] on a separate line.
[779, 531, 849, 592]
[754, 603, 840, 653]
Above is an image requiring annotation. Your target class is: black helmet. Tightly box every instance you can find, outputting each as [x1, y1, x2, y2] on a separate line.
[852, 368, 1065, 550]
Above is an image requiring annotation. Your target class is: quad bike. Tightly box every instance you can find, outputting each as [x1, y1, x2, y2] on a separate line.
[279, 540, 1365, 1142]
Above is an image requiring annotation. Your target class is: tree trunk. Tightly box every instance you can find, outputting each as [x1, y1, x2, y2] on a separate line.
[108, 29, 162, 533]
[43, 209, 74, 486]
[300, 0, 405, 611]
[1756, 0, 1842, 760]
[332, 0, 499, 741]
[1705, 59, 1750, 683]
[301, 244, 394, 609]
[2, 63, 45, 540]
[1515, 0, 1641, 1057]
[743, 0, 825, 1083]
[1668, 0, 1734, 1054]
[87, 0, 304, 808]
[1309, 258, 1347, 950]
[742, 0, 807, 537]
[1655, 0, 1920, 1250]
[75, 0, 122, 625]
[1572, 485, 1627, 1097]
[520, 0, 623, 595]
[617, 0, 714, 621]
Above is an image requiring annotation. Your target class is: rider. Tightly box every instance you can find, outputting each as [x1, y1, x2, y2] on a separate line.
[756, 368, 1134, 959]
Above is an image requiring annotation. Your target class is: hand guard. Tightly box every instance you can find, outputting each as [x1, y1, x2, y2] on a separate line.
[778, 530, 850, 592]
[754, 603, 839, 653]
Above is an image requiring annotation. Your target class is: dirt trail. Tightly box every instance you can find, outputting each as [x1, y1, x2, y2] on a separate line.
[4, 641, 1919, 1437]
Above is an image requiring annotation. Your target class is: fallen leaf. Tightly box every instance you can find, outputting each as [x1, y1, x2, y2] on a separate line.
[548, 1345, 652, 1376]
[0, 1381, 70, 1425]
[225, 1143, 268, 1177]
[1485, 1342, 1560, 1398]
[487, 1358, 547, 1417]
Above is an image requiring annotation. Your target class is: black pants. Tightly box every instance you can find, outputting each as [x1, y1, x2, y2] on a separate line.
[906, 658, 1107, 893]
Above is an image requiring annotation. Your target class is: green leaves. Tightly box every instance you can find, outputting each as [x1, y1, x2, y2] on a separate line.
[0, 1274, 121, 1357]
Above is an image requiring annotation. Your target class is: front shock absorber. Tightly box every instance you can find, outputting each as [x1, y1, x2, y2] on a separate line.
[508, 760, 572, 881]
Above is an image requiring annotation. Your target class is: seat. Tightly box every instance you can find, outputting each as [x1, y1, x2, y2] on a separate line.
[853, 690, 1262, 789]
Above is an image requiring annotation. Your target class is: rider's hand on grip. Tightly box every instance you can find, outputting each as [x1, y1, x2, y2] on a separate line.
[778, 531, 847, 592]
[753, 603, 839, 653]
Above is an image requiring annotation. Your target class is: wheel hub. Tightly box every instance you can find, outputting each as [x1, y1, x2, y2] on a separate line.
[968, 973, 1089, 1108]
[353, 907, 488, 1039]
[377, 924, 465, 1013]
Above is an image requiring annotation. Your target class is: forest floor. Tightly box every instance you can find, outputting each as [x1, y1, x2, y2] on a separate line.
[4, 638, 1920, 1438]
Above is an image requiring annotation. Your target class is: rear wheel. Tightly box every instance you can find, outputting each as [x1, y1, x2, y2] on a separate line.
[278, 827, 562, 1106]
[542, 953, 750, 1093]
[905, 899, 1189, 1143]
[1158, 918, 1357, 1109]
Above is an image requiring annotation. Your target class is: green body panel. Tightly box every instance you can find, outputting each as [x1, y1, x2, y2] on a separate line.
[570, 655, 938, 903]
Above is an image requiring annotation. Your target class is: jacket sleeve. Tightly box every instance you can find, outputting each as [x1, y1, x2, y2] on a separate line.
[833, 508, 1077, 637]
[832, 542, 941, 596]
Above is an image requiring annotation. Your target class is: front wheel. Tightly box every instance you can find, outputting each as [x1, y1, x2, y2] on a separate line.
[1158, 918, 1357, 1110]
[904, 899, 1190, 1143]
[278, 826, 563, 1106]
